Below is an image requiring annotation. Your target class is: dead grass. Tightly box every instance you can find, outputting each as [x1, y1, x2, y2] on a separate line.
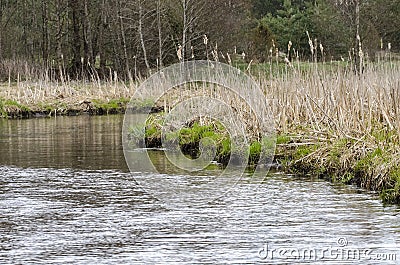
[263, 61, 400, 142]
[1, 56, 400, 203]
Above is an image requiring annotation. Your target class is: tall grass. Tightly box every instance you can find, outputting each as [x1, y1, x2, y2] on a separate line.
[0, 59, 135, 112]
[1, 46, 400, 202]
[1, 48, 399, 142]
[264, 60, 400, 143]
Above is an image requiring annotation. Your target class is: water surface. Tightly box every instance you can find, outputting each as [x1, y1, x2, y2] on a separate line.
[0, 116, 398, 264]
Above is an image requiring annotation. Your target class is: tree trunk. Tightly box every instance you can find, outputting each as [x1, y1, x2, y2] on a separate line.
[157, 0, 163, 68]
[354, 0, 362, 74]
[98, 0, 107, 75]
[0, 2, 3, 61]
[83, 0, 93, 66]
[41, 0, 49, 66]
[181, 0, 187, 61]
[69, 0, 82, 76]
[55, 0, 63, 61]
[138, 2, 150, 71]
[117, 0, 131, 80]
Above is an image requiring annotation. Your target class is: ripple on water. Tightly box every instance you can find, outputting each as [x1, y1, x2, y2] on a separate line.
[0, 166, 399, 264]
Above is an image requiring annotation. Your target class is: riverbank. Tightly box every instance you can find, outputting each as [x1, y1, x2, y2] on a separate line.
[0, 96, 130, 118]
[139, 115, 400, 205]
[1, 61, 400, 205]
[1, 95, 400, 205]
[0, 81, 133, 118]
[275, 130, 400, 205]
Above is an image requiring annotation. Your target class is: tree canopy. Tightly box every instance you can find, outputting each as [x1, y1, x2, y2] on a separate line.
[0, 0, 398, 80]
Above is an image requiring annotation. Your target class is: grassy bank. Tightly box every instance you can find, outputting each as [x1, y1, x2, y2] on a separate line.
[275, 130, 400, 205]
[1, 60, 400, 204]
[0, 81, 133, 118]
[140, 113, 264, 167]
[134, 60, 400, 205]
[136, 113, 400, 205]
[0, 96, 130, 118]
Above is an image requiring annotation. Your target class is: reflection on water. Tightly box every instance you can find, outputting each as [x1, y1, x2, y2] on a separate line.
[0, 116, 399, 264]
[0, 115, 128, 170]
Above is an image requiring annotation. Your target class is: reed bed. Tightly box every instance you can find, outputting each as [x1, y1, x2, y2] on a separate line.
[264, 61, 400, 141]
[263, 60, 400, 204]
[0, 60, 135, 117]
[1, 80, 132, 106]
[1, 52, 400, 203]
[148, 58, 400, 204]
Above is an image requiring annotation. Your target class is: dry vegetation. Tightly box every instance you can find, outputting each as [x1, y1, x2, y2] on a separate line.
[265, 59, 400, 204]
[266, 62, 400, 140]
[0, 60, 134, 117]
[1, 51, 400, 203]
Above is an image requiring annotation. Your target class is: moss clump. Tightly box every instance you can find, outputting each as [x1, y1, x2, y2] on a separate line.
[289, 144, 319, 163]
[0, 98, 31, 118]
[0, 98, 6, 118]
[144, 113, 163, 147]
[177, 121, 230, 161]
[216, 137, 232, 164]
[179, 123, 220, 145]
[248, 141, 262, 165]
[276, 134, 291, 145]
[134, 116, 251, 165]
[92, 98, 129, 114]
[278, 132, 400, 205]
[381, 169, 400, 205]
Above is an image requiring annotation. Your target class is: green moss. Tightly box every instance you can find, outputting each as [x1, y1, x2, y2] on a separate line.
[327, 139, 349, 164]
[93, 97, 129, 113]
[276, 134, 291, 144]
[39, 103, 56, 113]
[204, 163, 223, 170]
[247, 141, 261, 164]
[218, 138, 231, 155]
[145, 126, 160, 139]
[179, 127, 197, 145]
[0, 99, 6, 118]
[201, 130, 219, 140]
[341, 172, 355, 184]
[293, 144, 318, 160]
[4, 99, 31, 112]
[178, 122, 223, 146]
[0, 98, 31, 118]
[381, 168, 400, 204]
[145, 114, 163, 139]
[129, 98, 156, 110]
[371, 127, 398, 143]
[354, 147, 387, 173]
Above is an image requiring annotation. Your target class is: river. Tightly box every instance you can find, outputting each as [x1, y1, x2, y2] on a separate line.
[0, 115, 398, 264]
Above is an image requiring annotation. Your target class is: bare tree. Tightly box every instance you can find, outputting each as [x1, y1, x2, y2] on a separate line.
[68, 0, 82, 75]
[138, 0, 150, 72]
[157, 0, 163, 68]
[0, 0, 19, 61]
[41, 0, 49, 65]
[167, 0, 205, 61]
[334, 0, 363, 73]
[83, 0, 94, 66]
